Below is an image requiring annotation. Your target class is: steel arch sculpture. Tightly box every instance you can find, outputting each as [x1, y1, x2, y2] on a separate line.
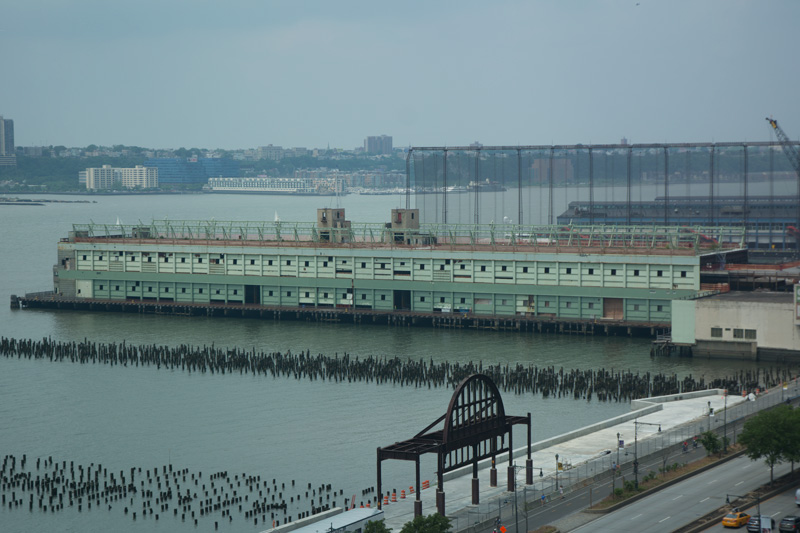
[377, 374, 532, 517]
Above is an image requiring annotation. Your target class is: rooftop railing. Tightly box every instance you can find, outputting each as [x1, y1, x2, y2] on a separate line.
[70, 220, 746, 253]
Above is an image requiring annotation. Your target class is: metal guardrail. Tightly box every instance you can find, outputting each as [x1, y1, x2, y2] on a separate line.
[71, 220, 746, 254]
[447, 380, 799, 532]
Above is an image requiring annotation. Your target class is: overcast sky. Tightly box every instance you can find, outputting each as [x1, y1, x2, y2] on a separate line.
[2, 0, 799, 150]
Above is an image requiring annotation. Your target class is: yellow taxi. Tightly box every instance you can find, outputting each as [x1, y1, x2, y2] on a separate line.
[721, 510, 751, 528]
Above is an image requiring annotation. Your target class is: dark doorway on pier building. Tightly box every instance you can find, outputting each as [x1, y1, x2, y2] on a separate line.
[393, 290, 411, 310]
[604, 298, 623, 319]
[245, 285, 261, 305]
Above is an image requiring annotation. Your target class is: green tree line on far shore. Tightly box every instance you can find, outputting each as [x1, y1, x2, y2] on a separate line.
[0, 153, 405, 193]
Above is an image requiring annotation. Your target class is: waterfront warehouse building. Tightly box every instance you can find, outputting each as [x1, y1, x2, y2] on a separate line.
[671, 288, 800, 360]
[49, 209, 746, 330]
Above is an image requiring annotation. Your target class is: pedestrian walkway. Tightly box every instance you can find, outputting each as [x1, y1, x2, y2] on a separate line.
[378, 382, 798, 532]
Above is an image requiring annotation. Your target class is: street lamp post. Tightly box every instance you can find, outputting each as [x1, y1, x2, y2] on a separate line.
[513, 477, 518, 533]
[633, 421, 661, 490]
[723, 391, 728, 454]
[523, 486, 528, 533]
[554, 454, 559, 494]
[509, 463, 527, 533]
[707, 400, 715, 432]
[614, 432, 622, 493]
[727, 493, 761, 522]
[633, 426, 639, 490]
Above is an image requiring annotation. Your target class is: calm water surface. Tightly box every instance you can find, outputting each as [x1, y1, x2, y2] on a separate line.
[0, 193, 780, 532]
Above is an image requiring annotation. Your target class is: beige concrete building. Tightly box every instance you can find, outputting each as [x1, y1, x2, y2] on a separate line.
[117, 165, 158, 189]
[85, 165, 115, 190]
[672, 290, 800, 361]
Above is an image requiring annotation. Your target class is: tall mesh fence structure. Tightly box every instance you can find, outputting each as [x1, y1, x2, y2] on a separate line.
[407, 142, 800, 249]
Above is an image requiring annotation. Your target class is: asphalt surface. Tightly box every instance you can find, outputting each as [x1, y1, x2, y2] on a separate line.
[509, 421, 747, 533]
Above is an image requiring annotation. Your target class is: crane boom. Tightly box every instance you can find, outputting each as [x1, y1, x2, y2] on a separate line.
[766, 117, 800, 235]
[766, 117, 800, 179]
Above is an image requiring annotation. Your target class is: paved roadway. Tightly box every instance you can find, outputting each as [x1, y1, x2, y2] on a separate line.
[701, 486, 800, 532]
[569, 455, 795, 532]
[499, 417, 750, 533]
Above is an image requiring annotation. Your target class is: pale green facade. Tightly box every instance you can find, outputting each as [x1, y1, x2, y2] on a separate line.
[57, 241, 703, 323]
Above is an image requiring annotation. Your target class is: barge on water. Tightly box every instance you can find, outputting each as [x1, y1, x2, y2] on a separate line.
[15, 208, 747, 336]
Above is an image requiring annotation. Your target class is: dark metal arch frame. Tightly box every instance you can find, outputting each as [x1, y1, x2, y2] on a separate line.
[377, 374, 532, 517]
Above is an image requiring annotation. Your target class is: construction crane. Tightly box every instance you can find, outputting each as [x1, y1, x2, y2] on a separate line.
[766, 117, 800, 239]
[766, 117, 800, 179]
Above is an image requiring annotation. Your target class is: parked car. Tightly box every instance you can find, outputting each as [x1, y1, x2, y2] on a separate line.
[746, 515, 777, 531]
[722, 511, 751, 528]
[780, 515, 800, 532]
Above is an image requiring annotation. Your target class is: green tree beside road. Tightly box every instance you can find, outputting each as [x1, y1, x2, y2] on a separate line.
[365, 519, 393, 533]
[738, 404, 800, 482]
[398, 514, 451, 533]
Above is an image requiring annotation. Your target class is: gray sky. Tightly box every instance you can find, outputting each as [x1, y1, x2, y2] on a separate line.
[3, 0, 799, 150]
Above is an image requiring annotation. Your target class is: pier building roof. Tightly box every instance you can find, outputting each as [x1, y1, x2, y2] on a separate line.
[67, 220, 745, 256]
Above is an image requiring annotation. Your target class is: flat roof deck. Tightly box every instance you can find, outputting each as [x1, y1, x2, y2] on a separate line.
[67, 221, 746, 256]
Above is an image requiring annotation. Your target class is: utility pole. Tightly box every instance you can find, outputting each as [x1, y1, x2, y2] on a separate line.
[633, 421, 661, 490]
[723, 391, 728, 453]
[554, 454, 559, 493]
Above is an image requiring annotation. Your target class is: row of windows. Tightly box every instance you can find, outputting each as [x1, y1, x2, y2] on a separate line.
[710, 327, 757, 340]
[85, 279, 670, 317]
[75, 250, 694, 285]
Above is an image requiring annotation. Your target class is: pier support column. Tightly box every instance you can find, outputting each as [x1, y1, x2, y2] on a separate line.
[526, 412, 533, 485]
[414, 457, 422, 518]
[526, 459, 533, 485]
[490, 456, 497, 487]
[436, 490, 445, 516]
[472, 448, 479, 505]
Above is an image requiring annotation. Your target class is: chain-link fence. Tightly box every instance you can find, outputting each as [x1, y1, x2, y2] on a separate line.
[447, 380, 800, 532]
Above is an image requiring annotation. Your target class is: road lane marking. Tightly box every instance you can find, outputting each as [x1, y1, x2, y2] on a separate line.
[658, 516, 671, 523]
[630, 514, 642, 520]
[735, 481, 744, 486]
[707, 479, 717, 484]
[700, 497, 710, 502]
[672, 495, 683, 501]
[742, 464, 752, 469]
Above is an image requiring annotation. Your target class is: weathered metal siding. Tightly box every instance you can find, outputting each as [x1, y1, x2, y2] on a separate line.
[56, 239, 705, 322]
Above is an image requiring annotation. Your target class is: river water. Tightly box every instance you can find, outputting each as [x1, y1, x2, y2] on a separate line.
[0, 192, 785, 533]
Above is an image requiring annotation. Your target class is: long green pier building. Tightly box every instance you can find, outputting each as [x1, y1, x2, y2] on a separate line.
[21, 208, 746, 333]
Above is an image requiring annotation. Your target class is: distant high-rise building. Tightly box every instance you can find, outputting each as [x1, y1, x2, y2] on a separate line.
[116, 166, 158, 189]
[364, 135, 392, 155]
[0, 115, 16, 166]
[257, 145, 284, 161]
[83, 165, 158, 190]
[143, 157, 239, 184]
[85, 165, 116, 190]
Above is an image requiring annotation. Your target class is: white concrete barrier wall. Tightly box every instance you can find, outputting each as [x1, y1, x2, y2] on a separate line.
[443, 401, 664, 482]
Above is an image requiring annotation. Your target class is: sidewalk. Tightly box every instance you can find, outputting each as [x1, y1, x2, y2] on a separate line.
[378, 382, 797, 532]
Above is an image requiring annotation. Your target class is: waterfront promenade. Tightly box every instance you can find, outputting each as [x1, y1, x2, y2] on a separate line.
[377, 381, 797, 532]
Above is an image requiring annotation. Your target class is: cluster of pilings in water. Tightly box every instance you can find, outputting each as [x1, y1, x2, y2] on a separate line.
[0, 454, 385, 528]
[1, 336, 795, 401]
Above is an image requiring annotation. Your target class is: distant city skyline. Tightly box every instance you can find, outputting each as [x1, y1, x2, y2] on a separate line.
[2, 1, 799, 149]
